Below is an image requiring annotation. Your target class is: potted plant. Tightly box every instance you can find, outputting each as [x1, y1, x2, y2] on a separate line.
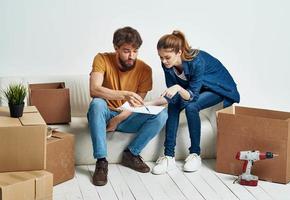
[2, 83, 27, 118]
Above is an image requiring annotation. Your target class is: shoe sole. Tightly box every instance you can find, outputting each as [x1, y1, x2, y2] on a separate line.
[183, 166, 201, 172]
[183, 169, 199, 172]
[93, 180, 108, 186]
[121, 160, 150, 173]
[152, 165, 177, 175]
[151, 170, 165, 175]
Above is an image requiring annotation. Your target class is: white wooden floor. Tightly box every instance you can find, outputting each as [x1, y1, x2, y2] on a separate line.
[53, 159, 290, 200]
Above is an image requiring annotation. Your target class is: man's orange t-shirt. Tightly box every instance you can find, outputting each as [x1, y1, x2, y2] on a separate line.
[91, 52, 152, 109]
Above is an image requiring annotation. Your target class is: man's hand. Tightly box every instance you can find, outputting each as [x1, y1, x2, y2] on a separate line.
[161, 85, 181, 99]
[124, 91, 144, 107]
[106, 110, 132, 132]
[106, 116, 121, 132]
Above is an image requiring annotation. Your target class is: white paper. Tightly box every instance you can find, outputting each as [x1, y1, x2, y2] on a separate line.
[118, 102, 165, 115]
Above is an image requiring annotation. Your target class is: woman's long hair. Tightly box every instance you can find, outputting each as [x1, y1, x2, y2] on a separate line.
[157, 30, 199, 61]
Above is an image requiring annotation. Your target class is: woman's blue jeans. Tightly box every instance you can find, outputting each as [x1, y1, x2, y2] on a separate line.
[87, 98, 168, 159]
[164, 91, 223, 157]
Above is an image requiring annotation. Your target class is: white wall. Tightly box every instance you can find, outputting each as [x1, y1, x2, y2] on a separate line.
[1, 0, 289, 111]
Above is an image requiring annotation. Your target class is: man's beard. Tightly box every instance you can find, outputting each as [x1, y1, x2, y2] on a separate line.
[118, 57, 136, 72]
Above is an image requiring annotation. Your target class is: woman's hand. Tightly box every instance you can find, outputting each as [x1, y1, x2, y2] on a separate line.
[145, 96, 168, 106]
[161, 85, 181, 99]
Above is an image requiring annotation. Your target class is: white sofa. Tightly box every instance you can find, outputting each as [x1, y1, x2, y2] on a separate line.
[0, 71, 222, 165]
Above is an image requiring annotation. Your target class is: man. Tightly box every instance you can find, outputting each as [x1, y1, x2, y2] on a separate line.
[87, 26, 168, 186]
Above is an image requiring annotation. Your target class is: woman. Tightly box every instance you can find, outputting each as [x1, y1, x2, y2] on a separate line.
[150, 30, 240, 174]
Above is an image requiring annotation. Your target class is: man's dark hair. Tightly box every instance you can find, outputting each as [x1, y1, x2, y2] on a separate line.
[113, 26, 142, 49]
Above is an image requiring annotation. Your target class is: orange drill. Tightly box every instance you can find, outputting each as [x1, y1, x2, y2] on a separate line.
[235, 150, 278, 186]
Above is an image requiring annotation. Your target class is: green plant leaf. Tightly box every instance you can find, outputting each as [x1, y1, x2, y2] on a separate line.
[2, 83, 27, 105]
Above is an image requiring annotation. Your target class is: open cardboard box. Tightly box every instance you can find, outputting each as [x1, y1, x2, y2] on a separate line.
[29, 82, 71, 124]
[47, 131, 75, 185]
[216, 105, 290, 184]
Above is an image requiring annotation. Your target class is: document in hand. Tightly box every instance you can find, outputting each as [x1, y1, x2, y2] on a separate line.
[118, 102, 165, 115]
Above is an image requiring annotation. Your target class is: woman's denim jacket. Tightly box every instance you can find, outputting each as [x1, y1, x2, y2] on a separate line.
[162, 50, 240, 108]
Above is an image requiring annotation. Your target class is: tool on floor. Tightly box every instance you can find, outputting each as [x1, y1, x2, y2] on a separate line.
[235, 150, 278, 186]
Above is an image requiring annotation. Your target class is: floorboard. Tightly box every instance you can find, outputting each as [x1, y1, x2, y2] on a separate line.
[87, 165, 119, 200]
[52, 159, 290, 200]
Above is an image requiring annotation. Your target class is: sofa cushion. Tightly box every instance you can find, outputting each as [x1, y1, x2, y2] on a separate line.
[50, 110, 218, 164]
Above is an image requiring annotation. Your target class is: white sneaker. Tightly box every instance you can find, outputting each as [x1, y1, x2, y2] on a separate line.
[152, 156, 176, 175]
[183, 153, 201, 172]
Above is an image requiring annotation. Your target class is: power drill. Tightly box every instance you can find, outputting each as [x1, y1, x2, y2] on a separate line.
[235, 150, 278, 186]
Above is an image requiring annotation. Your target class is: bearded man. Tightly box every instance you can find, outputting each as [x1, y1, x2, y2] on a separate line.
[87, 26, 168, 186]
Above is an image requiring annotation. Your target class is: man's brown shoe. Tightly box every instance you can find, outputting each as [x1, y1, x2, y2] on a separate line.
[93, 160, 108, 186]
[121, 151, 150, 173]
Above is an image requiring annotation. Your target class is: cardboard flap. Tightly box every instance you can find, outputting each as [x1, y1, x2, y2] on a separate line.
[0, 172, 34, 200]
[23, 106, 38, 113]
[29, 82, 65, 90]
[30, 89, 69, 97]
[0, 178, 34, 200]
[0, 106, 40, 127]
[51, 135, 62, 140]
[31, 171, 53, 199]
[0, 116, 22, 127]
[47, 136, 61, 144]
[19, 112, 46, 126]
[0, 106, 9, 113]
[218, 112, 289, 140]
[217, 105, 234, 116]
[47, 132, 72, 143]
[235, 106, 290, 120]
[0, 173, 26, 186]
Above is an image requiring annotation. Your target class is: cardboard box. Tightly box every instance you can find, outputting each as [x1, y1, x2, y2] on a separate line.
[29, 82, 71, 124]
[47, 131, 75, 185]
[0, 106, 47, 172]
[0, 170, 53, 200]
[216, 105, 290, 184]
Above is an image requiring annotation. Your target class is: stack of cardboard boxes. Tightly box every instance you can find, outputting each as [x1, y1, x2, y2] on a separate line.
[0, 106, 53, 199]
[0, 82, 75, 199]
